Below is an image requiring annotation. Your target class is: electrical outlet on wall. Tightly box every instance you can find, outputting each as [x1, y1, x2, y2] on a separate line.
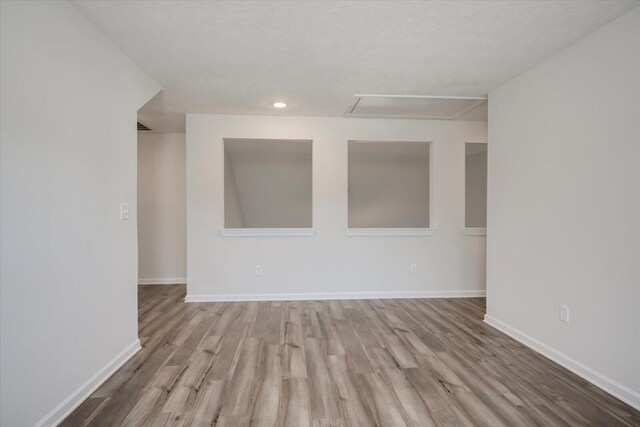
[410, 263, 417, 274]
[255, 265, 263, 276]
[560, 305, 570, 323]
[120, 203, 130, 220]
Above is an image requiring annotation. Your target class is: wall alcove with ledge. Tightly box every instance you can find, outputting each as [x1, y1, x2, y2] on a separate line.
[221, 138, 314, 237]
[187, 114, 486, 301]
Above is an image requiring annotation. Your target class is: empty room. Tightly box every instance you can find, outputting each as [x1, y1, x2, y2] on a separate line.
[1, 1, 639, 426]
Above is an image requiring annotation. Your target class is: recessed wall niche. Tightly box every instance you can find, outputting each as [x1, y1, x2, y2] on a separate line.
[224, 138, 312, 229]
[465, 142, 488, 229]
[348, 141, 431, 229]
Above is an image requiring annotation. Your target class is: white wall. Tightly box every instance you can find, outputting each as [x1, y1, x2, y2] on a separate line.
[0, 2, 159, 426]
[487, 6, 640, 409]
[187, 114, 487, 299]
[138, 133, 187, 283]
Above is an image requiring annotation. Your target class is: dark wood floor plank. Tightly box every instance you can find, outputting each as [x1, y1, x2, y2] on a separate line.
[60, 285, 640, 426]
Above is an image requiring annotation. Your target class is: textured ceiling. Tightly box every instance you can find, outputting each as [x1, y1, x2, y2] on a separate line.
[72, 0, 637, 131]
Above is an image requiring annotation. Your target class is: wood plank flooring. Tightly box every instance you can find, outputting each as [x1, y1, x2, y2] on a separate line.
[62, 285, 640, 426]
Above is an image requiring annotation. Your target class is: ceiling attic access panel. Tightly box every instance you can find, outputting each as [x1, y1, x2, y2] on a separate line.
[222, 138, 313, 235]
[345, 95, 487, 120]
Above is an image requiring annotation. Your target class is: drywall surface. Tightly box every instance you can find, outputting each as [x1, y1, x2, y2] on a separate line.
[487, 6, 640, 407]
[187, 114, 487, 298]
[138, 133, 187, 283]
[0, 2, 159, 425]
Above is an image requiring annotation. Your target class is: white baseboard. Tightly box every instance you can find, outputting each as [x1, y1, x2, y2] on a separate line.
[484, 314, 640, 411]
[138, 277, 186, 285]
[185, 289, 485, 302]
[34, 340, 141, 427]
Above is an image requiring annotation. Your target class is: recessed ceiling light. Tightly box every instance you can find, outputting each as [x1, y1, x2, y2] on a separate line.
[272, 102, 287, 108]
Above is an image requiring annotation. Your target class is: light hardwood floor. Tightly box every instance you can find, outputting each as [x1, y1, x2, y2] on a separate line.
[62, 285, 640, 426]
